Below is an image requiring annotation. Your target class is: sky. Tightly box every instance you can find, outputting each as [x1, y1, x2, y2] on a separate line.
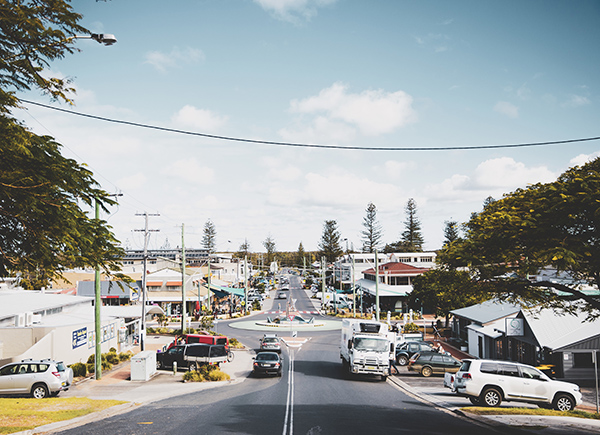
[12, 0, 600, 254]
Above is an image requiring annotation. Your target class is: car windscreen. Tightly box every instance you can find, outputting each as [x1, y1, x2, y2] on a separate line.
[354, 337, 388, 352]
[263, 338, 278, 343]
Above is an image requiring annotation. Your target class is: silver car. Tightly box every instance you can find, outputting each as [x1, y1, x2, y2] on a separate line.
[0, 360, 64, 398]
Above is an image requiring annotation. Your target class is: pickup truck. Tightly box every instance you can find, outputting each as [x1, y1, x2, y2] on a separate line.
[156, 344, 228, 371]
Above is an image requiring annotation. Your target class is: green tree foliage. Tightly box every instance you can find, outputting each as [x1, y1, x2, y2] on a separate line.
[234, 238, 250, 259]
[0, 116, 124, 288]
[296, 242, 306, 268]
[201, 219, 217, 252]
[410, 268, 489, 327]
[361, 202, 383, 253]
[443, 220, 461, 247]
[439, 158, 600, 319]
[0, 1, 127, 288]
[318, 220, 343, 263]
[401, 198, 424, 251]
[263, 234, 276, 265]
[0, 0, 88, 111]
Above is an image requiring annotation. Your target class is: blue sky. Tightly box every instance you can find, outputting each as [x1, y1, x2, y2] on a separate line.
[14, 0, 600, 253]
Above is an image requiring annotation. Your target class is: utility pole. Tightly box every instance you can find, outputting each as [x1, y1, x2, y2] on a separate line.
[94, 193, 122, 380]
[352, 254, 356, 318]
[181, 223, 186, 334]
[244, 255, 248, 314]
[321, 256, 326, 312]
[135, 212, 159, 351]
[375, 249, 380, 321]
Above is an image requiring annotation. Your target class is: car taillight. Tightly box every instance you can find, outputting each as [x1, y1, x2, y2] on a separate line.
[274, 363, 280, 367]
[461, 373, 472, 380]
[52, 371, 61, 378]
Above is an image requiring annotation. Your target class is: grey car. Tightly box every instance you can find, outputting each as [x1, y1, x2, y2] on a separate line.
[0, 360, 63, 398]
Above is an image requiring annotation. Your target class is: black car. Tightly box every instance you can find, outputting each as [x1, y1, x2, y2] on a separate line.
[156, 344, 227, 371]
[407, 351, 462, 377]
[252, 352, 283, 377]
[395, 341, 435, 365]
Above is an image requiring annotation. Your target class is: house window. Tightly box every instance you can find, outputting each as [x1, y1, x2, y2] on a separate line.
[390, 276, 409, 286]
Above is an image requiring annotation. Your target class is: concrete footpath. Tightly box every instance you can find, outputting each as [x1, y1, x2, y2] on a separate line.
[19, 348, 255, 435]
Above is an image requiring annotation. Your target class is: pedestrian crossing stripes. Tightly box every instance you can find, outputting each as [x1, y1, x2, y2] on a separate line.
[263, 310, 320, 315]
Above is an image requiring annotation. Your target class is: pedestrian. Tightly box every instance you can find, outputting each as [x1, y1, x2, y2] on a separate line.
[389, 357, 399, 375]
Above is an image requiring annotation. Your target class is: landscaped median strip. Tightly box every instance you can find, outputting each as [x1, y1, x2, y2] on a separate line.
[462, 406, 600, 421]
[0, 397, 127, 434]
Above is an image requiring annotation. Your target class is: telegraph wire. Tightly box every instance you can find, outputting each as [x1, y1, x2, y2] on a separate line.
[21, 99, 600, 152]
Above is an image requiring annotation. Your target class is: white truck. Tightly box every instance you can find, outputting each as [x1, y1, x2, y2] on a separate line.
[340, 319, 395, 380]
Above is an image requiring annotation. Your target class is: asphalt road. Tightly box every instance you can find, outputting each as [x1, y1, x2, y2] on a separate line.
[55, 276, 505, 435]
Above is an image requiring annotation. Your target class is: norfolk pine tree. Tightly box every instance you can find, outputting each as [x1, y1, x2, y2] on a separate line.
[361, 202, 383, 253]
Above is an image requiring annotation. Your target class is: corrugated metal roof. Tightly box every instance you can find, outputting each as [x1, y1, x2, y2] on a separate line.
[450, 300, 520, 325]
[523, 307, 600, 350]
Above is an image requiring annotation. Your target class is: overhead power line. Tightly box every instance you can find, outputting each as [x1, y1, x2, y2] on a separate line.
[21, 99, 600, 152]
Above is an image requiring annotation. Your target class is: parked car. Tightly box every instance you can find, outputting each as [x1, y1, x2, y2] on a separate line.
[40, 359, 73, 390]
[395, 341, 435, 365]
[407, 351, 462, 377]
[259, 334, 282, 353]
[454, 359, 583, 411]
[0, 360, 64, 398]
[157, 344, 228, 371]
[165, 334, 229, 352]
[277, 291, 288, 299]
[252, 352, 283, 377]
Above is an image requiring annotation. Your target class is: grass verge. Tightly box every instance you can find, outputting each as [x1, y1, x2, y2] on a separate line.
[463, 406, 600, 420]
[0, 397, 126, 434]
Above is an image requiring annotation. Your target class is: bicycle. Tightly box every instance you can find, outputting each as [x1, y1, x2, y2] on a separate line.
[227, 350, 234, 362]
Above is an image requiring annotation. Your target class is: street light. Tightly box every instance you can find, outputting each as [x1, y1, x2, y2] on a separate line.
[86, 33, 118, 46]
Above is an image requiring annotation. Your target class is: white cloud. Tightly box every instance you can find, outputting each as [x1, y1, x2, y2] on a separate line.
[116, 172, 147, 191]
[144, 47, 205, 73]
[570, 151, 600, 167]
[383, 160, 414, 179]
[287, 82, 416, 138]
[261, 157, 303, 181]
[425, 157, 556, 203]
[171, 105, 228, 132]
[160, 159, 215, 184]
[562, 94, 590, 108]
[254, 0, 336, 23]
[494, 101, 519, 118]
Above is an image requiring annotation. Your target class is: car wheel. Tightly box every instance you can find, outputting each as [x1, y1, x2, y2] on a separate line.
[421, 366, 433, 377]
[188, 362, 198, 371]
[553, 394, 575, 411]
[31, 383, 49, 399]
[481, 387, 502, 407]
[397, 355, 409, 366]
[469, 396, 481, 405]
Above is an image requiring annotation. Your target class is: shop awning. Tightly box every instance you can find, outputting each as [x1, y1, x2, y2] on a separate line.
[209, 284, 245, 298]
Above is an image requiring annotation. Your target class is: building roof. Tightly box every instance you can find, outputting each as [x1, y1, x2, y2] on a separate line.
[522, 307, 600, 350]
[450, 299, 521, 325]
[362, 262, 430, 276]
[0, 289, 93, 322]
[356, 279, 413, 297]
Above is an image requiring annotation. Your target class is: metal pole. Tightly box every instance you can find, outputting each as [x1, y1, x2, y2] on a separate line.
[321, 257, 326, 312]
[352, 254, 356, 318]
[181, 223, 186, 334]
[594, 350, 599, 414]
[141, 213, 149, 351]
[244, 255, 248, 314]
[375, 249, 380, 321]
[94, 199, 102, 380]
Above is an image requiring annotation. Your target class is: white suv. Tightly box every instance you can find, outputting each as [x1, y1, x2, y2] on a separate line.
[454, 359, 582, 411]
[0, 360, 64, 398]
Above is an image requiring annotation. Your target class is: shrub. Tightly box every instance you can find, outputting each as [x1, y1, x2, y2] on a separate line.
[229, 338, 243, 348]
[106, 352, 120, 365]
[70, 362, 87, 378]
[109, 347, 117, 353]
[403, 322, 420, 333]
[86, 363, 95, 374]
[206, 368, 230, 382]
[183, 370, 205, 382]
[119, 352, 132, 362]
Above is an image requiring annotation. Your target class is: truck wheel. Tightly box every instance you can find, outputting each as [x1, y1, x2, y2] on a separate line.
[31, 384, 49, 399]
[553, 394, 575, 411]
[421, 366, 433, 377]
[381, 375, 388, 381]
[481, 387, 502, 407]
[397, 355, 409, 366]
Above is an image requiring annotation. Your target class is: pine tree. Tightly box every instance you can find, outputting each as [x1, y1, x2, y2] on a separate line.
[202, 219, 217, 252]
[443, 220, 461, 247]
[263, 235, 277, 265]
[296, 242, 306, 268]
[361, 202, 383, 253]
[401, 198, 424, 251]
[318, 220, 343, 263]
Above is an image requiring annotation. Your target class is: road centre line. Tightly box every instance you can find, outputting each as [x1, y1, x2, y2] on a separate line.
[282, 348, 295, 435]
